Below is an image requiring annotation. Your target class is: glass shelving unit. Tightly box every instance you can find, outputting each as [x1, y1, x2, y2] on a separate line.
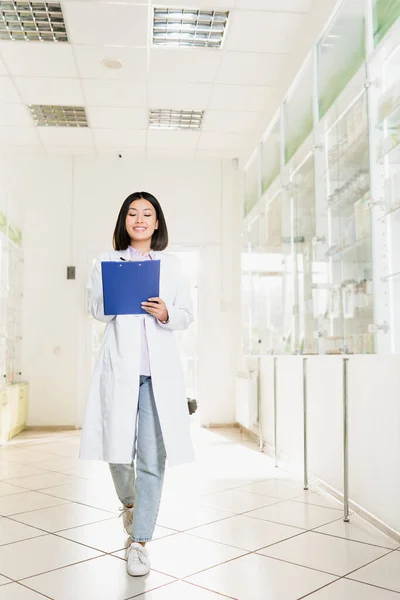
[283, 57, 317, 354]
[317, 66, 374, 354]
[0, 198, 24, 384]
[261, 113, 281, 196]
[244, 149, 260, 217]
[368, 17, 400, 352]
[240, 0, 400, 357]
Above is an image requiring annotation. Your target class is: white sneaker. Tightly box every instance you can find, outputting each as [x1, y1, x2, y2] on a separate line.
[126, 542, 151, 577]
[119, 505, 134, 536]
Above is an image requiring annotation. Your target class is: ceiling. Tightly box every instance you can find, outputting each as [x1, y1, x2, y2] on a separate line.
[0, 0, 318, 159]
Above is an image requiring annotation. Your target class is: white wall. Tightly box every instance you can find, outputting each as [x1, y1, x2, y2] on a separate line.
[0, 154, 240, 428]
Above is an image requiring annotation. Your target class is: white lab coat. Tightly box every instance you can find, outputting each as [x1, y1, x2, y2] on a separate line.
[79, 248, 195, 466]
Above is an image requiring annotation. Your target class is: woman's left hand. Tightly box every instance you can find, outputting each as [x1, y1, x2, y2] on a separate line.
[141, 298, 169, 323]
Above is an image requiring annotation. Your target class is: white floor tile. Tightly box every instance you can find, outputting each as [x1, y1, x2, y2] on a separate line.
[240, 479, 311, 500]
[189, 514, 304, 551]
[30, 458, 83, 471]
[40, 481, 120, 512]
[156, 501, 233, 531]
[6, 472, 82, 491]
[315, 514, 399, 549]
[59, 461, 111, 480]
[186, 553, 337, 600]
[24, 443, 79, 459]
[292, 491, 344, 510]
[0, 462, 45, 482]
[0, 450, 63, 465]
[0, 533, 101, 580]
[12, 502, 115, 533]
[22, 554, 174, 600]
[306, 578, 400, 599]
[0, 575, 13, 585]
[58, 517, 129, 553]
[259, 531, 390, 576]
[0, 582, 49, 599]
[0, 517, 45, 546]
[116, 532, 246, 579]
[247, 500, 343, 530]
[0, 482, 27, 497]
[135, 580, 234, 599]
[0, 491, 68, 516]
[196, 488, 282, 514]
[348, 550, 400, 593]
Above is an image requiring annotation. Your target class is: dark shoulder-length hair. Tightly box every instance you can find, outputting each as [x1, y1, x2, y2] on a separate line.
[113, 191, 168, 252]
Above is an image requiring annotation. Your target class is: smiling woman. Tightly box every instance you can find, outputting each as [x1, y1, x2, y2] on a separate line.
[79, 190, 194, 578]
[113, 191, 169, 254]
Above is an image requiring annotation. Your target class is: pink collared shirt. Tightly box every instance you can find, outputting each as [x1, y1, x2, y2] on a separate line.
[128, 245, 154, 376]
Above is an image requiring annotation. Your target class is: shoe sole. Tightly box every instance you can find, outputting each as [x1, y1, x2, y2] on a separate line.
[127, 568, 150, 577]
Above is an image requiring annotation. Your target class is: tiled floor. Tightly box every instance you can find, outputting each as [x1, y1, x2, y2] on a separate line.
[0, 425, 399, 600]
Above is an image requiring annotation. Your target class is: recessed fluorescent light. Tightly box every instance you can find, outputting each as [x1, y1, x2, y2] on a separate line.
[0, 1, 68, 42]
[149, 109, 204, 130]
[153, 8, 229, 48]
[29, 105, 88, 127]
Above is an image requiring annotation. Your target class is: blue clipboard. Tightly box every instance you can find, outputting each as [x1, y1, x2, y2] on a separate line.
[101, 260, 161, 315]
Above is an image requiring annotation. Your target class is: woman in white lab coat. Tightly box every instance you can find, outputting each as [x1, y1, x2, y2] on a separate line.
[79, 191, 195, 577]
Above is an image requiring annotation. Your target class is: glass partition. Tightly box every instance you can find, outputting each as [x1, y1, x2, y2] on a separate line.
[261, 114, 281, 195]
[368, 18, 400, 352]
[285, 57, 313, 163]
[240, 0, 400, 356]
[244, 150, 260, 217]
[373, 0, 400, 47]
[318, 0, 366, 119]
[317, 64, 374, 354]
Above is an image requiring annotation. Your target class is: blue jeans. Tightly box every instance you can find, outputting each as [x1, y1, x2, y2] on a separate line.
[109, 376, 166, 542]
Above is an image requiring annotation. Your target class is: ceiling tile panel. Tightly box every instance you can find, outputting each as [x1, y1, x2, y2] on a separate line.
[198, 131, 245, 150]
[147, 130, 200, 149]
[92, 129, 147, 148]
[148, 82, 213, 109]
[216, 52, 287, 86]
[63, 2, 148, 47]
[74, 46, 148, 81]
[196, 148, 239, 159]
[38, 127, 93, 147]
[0, 104, 33, 127]
[0, 77, 21, 103]
[96, 148, 146, 158]
[202, 110, 259, 133]
[154, 0, 235, 8]
[0, 42, 78, 78]
[45, 146, 95, 155]
[147, 147, 197, 158]
[209, 84, 269, 111]
[87, 106, 148, 129]
[225, 10, 307, 53]
[81, 80, 147, 107]
[14, 78, 84, 106]
[0, 53, 7, 76]
[236, 0, 311, 10]
[149, 48, 222, 83]
[0, 127, 41, 146]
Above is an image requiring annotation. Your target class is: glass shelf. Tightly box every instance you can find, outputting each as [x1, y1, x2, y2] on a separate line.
[379, 133, 400, 163]
[377, 80, 400, 126]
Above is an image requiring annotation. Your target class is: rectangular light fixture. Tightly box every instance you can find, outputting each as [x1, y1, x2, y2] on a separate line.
[29, 105, 88, 127]
[0, 1, 68, 42]
[149, 109, 204, 131]
[153, 8, 229, 49]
